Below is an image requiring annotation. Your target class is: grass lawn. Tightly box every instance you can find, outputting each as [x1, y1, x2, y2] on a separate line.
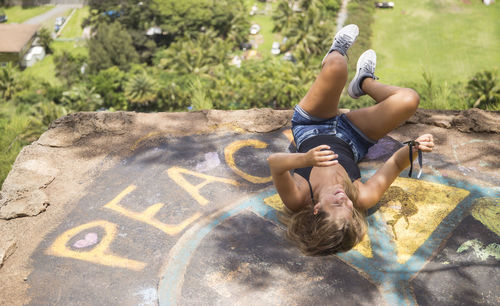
[371, 0, 500, 86]
[59, 6, 89, 38]
[247, 0, 282, 57]
[3, 5, 54, 23]
[24, 41, 88, 86]
[39, 7, 73, 31]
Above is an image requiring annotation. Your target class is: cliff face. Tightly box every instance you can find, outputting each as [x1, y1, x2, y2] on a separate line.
[0, 108, 498, 305]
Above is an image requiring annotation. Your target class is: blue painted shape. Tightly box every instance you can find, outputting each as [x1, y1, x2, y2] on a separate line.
[158, 175, 499, 306]
[158, 189, 276, 306]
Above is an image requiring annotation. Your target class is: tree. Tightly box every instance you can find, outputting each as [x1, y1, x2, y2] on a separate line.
[61, 85, 103, 111]
[154, 30, 231, 77]
[0, 63, 21, 101]
[156, 0, 249, 45]
[124, 70, 159, 107]
[90, 66, 128, 110]
[88, 21, 139, 73]
[272, 0, 336, 65]
[37, 27, 54, 54]
[53, 51, 87, 86]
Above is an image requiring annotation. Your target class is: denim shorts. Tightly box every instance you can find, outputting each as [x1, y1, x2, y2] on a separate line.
[291, 105, 377, 162]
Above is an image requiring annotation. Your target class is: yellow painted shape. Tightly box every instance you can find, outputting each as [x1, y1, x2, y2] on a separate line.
[352, 234, 373, 258]
[263, 193, 373, 258]
[46, 220, 147, 271]
[282, 129, 295, 146]
[470, 197, 500, 237]
[379, 177, 470, 264]
[224, 139, 272, 184]
[263, 193, 286, 212]
[103, 185, 202, 236]
[167, 166, 239, 206]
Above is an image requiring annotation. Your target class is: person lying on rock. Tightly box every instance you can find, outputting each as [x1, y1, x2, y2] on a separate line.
[267, 24, 434, 255]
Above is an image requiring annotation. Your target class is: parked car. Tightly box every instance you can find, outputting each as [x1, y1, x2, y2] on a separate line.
[375, 2, 394, 8]
[271, 42, 280, 55]
[54, 16, 65, 32]
[0, 9, 7, 23]
[240, 42, 253, 51]
[250, 24, 260, 35]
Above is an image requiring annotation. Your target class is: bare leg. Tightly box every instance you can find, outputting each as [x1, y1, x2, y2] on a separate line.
[298, 51, 347, 119]
[346, 78, 420, 140]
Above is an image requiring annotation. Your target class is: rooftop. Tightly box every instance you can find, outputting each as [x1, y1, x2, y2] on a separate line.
[0, 24, 40, 53]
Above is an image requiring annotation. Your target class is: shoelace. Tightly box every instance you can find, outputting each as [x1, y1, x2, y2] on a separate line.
[363, 60, 379, 79]
[334, 34, 354, 55]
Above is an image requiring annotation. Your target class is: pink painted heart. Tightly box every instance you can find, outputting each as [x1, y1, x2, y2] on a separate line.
[73, 232, 98, 248]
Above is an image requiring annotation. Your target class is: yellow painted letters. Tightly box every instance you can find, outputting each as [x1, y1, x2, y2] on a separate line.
[224, 139, 272, 184]
[167, 167, 239, 206]
[103, 185, 202, 235]
[46, 220, 147, 271]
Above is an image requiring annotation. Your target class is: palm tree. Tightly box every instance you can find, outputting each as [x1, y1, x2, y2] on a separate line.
[272, 0, 294, 32]
[125, 71, 159, 106]
[61, 85, 103, 111]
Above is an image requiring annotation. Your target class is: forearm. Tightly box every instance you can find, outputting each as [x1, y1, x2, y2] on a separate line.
[391, 146, 418, 172]
[267, 153, 310, 175]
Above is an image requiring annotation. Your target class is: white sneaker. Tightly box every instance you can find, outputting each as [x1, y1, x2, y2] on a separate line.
[321, 24, 359, 66]
[348, 49, 377, 99]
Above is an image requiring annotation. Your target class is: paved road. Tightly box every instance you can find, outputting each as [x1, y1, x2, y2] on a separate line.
[23, 4, 81, 25]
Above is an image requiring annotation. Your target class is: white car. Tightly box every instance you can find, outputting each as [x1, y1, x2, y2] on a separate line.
[271, 42, 280, 55]
[250, 24, 260, 35]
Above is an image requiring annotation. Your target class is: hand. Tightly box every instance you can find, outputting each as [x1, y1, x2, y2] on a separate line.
[305, 145, 338, 167]
[415, 134, 434, 152]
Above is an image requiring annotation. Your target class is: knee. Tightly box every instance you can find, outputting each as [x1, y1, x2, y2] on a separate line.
[322, 52, 347, 75]
[398, 88, 420, 114]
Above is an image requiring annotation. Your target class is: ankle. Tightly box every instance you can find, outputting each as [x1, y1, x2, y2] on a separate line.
[360, 76, 374, 92]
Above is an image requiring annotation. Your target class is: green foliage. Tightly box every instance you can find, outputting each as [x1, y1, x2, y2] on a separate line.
[37, 27, 54, 54]
[189, 78, 212, 110]
[124, 68, 159, 107]
[89, 66, 128, 110]
[88, 21, 139, 73]
[0, 63, 22, 101]
[466, 70, 500, 110]
[156, 0, 250, 45]
[53, 50, 87, 86]
[272, 0, 338, 65]
[154, 30, 231, 76]
[0, 103, 31, 186]
[210, 57, 316, 109]
[61, 85, 103, 111]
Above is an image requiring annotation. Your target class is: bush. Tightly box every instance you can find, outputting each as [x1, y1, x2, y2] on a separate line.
[466, 70, 500, 110]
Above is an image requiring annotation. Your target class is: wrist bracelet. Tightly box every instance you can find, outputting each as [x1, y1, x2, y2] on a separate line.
[403, 140, 423, 178]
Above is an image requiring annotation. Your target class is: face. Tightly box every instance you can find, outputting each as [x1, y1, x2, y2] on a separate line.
[313, 184, 354, 221]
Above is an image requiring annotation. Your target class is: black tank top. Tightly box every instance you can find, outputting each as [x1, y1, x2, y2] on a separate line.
[294, 135, 361, 182]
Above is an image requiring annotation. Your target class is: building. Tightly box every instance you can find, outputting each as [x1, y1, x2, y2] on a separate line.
[0, 24, 40, 67]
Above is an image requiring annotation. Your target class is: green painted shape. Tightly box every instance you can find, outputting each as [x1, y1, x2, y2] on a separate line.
[457, 239, 500, 261]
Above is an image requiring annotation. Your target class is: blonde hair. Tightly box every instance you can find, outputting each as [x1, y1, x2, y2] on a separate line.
[281, 177, 367, 256]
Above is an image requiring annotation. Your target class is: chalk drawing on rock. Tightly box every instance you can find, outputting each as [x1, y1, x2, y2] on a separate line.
[457, 239, 500, 261]
[364, 136, 404, 161]
[378, 177, 469, 264]
[379, 186, 418, 240]
[470, 197, 500, 237]
[73, 232, 99, 249]
[195, 152, 221, 172]
[133, 287, 158, 306]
